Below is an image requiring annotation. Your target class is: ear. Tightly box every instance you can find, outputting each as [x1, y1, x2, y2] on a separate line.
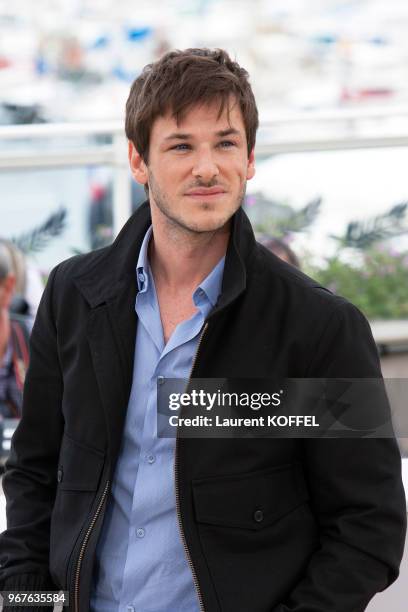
[128, 141, 148, 186]
[246, 148, 256, 180]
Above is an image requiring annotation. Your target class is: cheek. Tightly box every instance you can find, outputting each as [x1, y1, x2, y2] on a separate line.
[232, 168, 247, 187]
[229, 158, 249, 180]
[153, 164, 179, 188]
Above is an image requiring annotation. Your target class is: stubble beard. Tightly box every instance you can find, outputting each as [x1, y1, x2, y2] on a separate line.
[147, 169, 246, 236]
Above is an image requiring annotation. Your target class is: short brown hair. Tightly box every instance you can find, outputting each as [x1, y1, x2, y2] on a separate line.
[125, 48, 259, 162]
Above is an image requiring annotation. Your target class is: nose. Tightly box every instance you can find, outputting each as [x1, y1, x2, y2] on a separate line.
[192, 147, 219, 182]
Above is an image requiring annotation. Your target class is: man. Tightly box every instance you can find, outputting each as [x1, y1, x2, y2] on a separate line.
[0, 242, 30, 420]
[0, 49, 406, 612]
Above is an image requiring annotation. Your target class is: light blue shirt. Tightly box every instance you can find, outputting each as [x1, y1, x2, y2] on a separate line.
[90, 226, 225, 612]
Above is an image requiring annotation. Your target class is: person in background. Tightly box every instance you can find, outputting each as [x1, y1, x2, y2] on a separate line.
[0, 242, 30, 419]
[259, 235, 300, 268]
[0, 238, 44, 321]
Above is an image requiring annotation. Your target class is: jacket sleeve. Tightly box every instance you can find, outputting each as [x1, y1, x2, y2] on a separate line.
[0, 264, 64, 599]
[273, 300, 407, 612]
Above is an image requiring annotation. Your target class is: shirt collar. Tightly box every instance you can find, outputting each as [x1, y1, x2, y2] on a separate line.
[194, 255, 225, 308]
[136, 225, 153, 293]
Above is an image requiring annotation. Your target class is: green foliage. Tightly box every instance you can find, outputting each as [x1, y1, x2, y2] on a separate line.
[305, 248, 408, 319]
[254, 197, 322, 238]
[331, 202, 408, 249]
[12, 207, 67, 254]
[249, 194, 408, 319]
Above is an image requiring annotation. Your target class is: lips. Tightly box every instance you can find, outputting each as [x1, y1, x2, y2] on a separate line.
[185, 187, 226, 196]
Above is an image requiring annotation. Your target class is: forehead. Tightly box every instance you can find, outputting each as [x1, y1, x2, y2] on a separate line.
[150, 99, 246, 141]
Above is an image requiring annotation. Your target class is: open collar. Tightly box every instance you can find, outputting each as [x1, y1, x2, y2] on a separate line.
[73, 200, 256, 313]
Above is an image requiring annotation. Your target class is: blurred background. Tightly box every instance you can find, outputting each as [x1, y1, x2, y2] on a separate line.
[1, 1, 408, 338]
[0, 1, 407, 608]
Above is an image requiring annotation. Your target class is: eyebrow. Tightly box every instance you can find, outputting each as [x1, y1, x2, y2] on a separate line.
[163, 127, 241, 141]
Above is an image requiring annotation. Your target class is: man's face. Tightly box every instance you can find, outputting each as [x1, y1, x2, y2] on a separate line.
[129, 99, 255, 234]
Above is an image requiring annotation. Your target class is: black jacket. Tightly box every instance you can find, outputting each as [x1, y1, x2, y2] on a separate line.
[0, 202, 406, 612]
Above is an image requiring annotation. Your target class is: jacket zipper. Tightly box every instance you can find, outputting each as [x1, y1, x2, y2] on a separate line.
[174, 321, 209, 612]
[73, 478, 110, 612]
[72, 321, 209, 612]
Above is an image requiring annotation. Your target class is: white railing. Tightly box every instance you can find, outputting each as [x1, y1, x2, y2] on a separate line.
[0, 121, 130, 237]
[2, 107, 408, 235]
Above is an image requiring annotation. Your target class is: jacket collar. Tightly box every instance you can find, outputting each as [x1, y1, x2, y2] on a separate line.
[73, 200, 256, 311]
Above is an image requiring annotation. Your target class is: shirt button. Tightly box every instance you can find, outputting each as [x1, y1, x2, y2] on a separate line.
[138, 272, 145, 283]
[157, 375, 165, 385]
[147, 454, 155, 464]
[126, 606, 135, 612]
[136, 527, 145, 538]
[254, 509, 264, 523]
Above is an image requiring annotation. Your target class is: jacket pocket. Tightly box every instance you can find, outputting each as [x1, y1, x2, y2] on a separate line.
[191, 462, 317, 612]
[57, 433, 104, 491]
[192, 461, 309, 530]
[49, 433, 105, 589]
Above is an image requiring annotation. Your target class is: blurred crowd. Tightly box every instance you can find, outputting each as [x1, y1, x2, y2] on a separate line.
[0, 239, 42, 422]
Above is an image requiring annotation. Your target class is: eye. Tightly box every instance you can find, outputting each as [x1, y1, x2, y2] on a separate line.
[171, 143, 191, 151]
[219, 140, 236, 148]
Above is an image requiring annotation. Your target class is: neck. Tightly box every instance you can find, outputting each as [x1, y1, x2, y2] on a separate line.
[149, 212, 230, 293]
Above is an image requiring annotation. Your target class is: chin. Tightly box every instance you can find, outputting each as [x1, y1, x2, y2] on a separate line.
[184, 210, 233, 233]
